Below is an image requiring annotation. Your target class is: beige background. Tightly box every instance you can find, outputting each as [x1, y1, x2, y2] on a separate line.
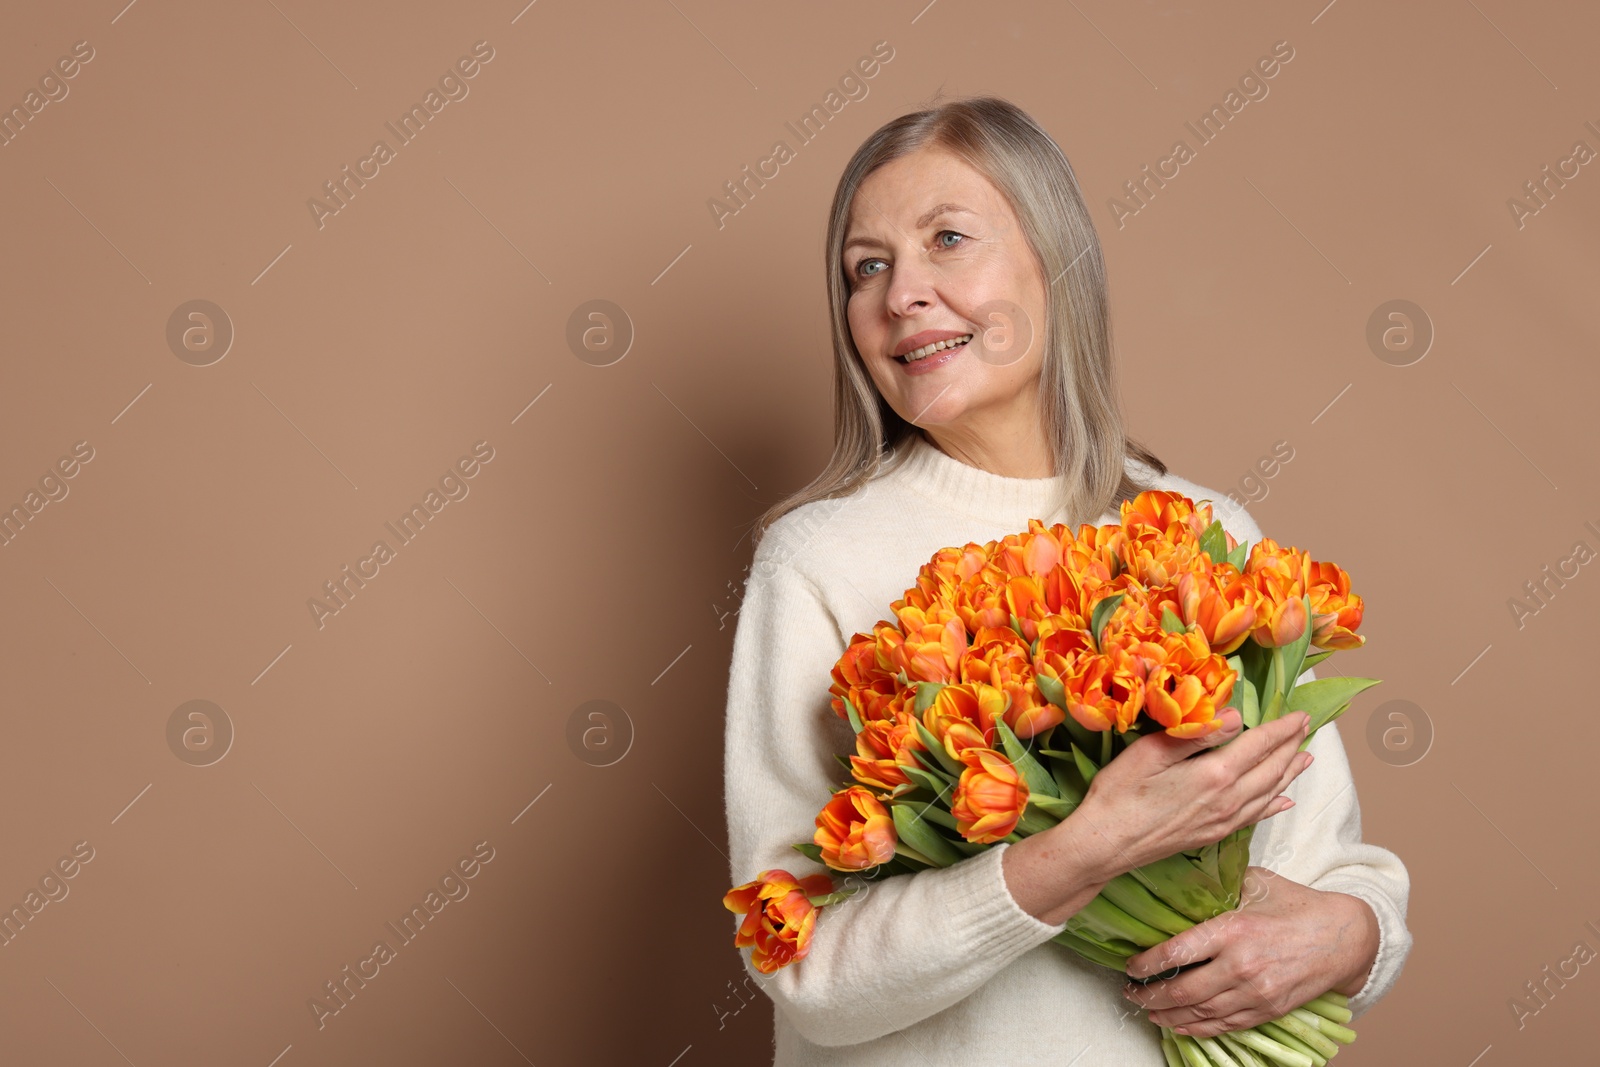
[1, 0, 1595, 1063]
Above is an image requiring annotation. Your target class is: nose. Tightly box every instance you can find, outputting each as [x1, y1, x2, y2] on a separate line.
[884, 246, 945, 318]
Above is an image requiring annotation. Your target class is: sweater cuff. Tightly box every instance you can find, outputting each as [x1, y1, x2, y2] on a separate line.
[1314, 877, 1408, 1020]
[944, 842, 1070, 958]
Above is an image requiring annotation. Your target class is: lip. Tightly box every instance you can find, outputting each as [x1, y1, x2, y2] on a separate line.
[891, 329, 972, 359]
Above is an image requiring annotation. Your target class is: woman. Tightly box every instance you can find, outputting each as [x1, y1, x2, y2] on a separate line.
[722, 96, 1411, 1064]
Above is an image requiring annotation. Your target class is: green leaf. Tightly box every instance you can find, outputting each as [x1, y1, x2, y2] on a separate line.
[893, 842, 938, 869]
[1276, 594, 1314, 697]
[1089, 593, 1125, 651]
[1047, 754, 1087, 803]
[913, 681, 946, 714]
[1008, 612, 1029, 641]
[1034, 671, 1066, 708]
[1301, 650, 1333, 672]
[911, 716, 964, 776]
[1027, 792, 1079, 818]
[1199, 519, 1228, 565]
[1070, 742, 1100, 785]
[1160, 604, 1187, 634]
[1221, 655, 1245, 711]
[993, 717, 1061, 799]
[791, 841, 824, 863]
[891, 803, 963, 867]
[1287, 676, 1382, 734]
[843, 693, 865, 735]
[1241, 676, 1261, 729]
[900, 763, 955, 798]
[835, 753, 853, 773]
[1226, 539, 1249, 571]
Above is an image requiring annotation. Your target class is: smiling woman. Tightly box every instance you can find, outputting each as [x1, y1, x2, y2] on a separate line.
[722, 95, 1412, 1066]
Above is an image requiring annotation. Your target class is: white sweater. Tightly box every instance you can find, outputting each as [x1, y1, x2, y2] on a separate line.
[722, 430, 1413, 1065]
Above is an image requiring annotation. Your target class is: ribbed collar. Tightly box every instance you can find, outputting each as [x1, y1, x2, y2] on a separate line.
[882, 430, 1122, 526]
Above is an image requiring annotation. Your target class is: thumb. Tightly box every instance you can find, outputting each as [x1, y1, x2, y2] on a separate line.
[1132, 707, 1243, 766]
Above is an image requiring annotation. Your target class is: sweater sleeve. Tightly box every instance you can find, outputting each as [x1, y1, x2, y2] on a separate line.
[722, 555, 1070, 1047]
[1210, 496, 1414, 1019]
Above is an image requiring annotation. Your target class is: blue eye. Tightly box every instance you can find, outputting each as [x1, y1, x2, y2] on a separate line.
[850, 232, 965, 281]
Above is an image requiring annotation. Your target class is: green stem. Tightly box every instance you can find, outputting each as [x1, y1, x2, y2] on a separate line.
[1302, 993, 1353, 1025]
[1291, 1006, 1356, 1045]
[1196, 1034, 1243, 1066]
[1160, 1032, 1185, 1067]
[1218, 1031, 1269, 1067]
[1257, 1022, 1325, 1067]
[1271, 1010, 1339, 1058]
[1172, 1034, 1213, 1067]
[1228, 1026, 1314, 1067]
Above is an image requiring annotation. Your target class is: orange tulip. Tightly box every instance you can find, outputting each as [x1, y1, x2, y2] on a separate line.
[889, 603, 968, 683]
[814, 785, 897, 871]
[1174, 564, 1257, 655]
[849, 709, 927, 794]
[724, 868, 835, 974]
[1243, 538, 1313, 647]
[1143, 631, 1236, 737]
[960, 627, 1062, 739]
[1307, 559, 1366, 650]
[950, 746, 1030, 843]
[922, 681, 1008, 752]
[1121, 489, 1215, 545]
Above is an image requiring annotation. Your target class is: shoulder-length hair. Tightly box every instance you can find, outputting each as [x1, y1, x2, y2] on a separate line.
[750, 94, 1166, 554]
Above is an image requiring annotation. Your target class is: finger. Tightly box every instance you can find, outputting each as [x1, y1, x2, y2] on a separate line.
[1127, 923, 1228, 981]
[1143, 986, 1253, 1030]
[1164, 1008, 1269, 1040]
[1210, 710, 1309, 780]
[1124, 962, 1233, 1013]
[1232, 743, 1312, 811]
[1136, 707, 1242, 767]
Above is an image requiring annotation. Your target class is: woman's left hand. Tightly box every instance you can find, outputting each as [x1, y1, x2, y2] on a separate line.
[1120, 865, 1379, 1038]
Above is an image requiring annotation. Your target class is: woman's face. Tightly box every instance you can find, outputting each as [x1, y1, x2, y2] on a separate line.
[842, 145, 1048, 443]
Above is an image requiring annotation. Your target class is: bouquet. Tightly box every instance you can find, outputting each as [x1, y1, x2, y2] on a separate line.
[724, 491, 1377, 1067]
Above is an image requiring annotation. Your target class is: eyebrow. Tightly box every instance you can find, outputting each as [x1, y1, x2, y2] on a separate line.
[842, 202, 975, 256]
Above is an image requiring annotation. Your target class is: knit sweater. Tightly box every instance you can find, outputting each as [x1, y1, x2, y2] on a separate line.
[722, 430, 1413, 1065]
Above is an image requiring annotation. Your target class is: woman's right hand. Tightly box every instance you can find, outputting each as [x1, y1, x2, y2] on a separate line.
[1068, 708, 1314, 878]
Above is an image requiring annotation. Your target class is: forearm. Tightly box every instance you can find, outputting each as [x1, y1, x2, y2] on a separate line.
[1001, 809, 1123, 928]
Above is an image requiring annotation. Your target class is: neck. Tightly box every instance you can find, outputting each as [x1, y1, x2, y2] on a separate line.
[917, 425, 1055, 479]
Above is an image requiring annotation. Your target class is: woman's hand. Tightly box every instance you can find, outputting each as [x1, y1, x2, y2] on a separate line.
[1120, 865, 1380, 1038]
[1070, 707, 1314, 874]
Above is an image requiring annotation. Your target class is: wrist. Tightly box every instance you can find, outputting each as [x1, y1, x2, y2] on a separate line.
[1327, 891, 1380, 997]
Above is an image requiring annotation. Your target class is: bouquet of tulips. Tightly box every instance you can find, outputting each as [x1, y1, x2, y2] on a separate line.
[723, 491, 1377, 1067]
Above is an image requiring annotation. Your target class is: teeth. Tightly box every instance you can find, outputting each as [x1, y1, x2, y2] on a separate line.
[901, 334, 973, 362]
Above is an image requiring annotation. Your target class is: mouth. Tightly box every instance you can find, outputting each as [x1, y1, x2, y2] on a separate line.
[894, 333, 973, 364]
